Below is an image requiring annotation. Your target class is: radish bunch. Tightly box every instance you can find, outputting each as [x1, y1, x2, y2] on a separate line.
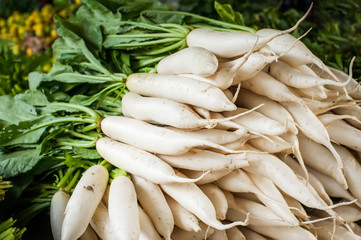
[52, 23, 361, 240]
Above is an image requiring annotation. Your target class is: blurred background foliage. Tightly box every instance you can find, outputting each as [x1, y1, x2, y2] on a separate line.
[0, 0, 360, 96]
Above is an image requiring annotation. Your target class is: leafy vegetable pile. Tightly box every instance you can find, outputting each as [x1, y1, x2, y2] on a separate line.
[1, 0, 361, 239]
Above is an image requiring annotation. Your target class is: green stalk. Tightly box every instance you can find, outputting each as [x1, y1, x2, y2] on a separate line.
[57, 167, 77, 189]
[48, 102, 100, 121]
[56, 139, 96, 148]
[118, 21, 180, 33]
[65, 130, 98, 141]
[134, 55, 165, 69]
[0, 228, 13, 239]
[110, 37, 183, 48]
[141, 10, 256, 33]
[159, 23, 191, 35]
[141, 39, 186, 55]
[82, 123, 98, 133]
[0, 219, 14, 233]
[25, 117, 95, 136]
[64, 169, 82, 193]
[106, 32, 185, 39]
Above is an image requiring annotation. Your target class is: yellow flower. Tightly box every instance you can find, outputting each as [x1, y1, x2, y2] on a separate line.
[33, 23, 44, 37]
[26, 47, 33, 56]
[10, 44, 20, 55]
[50, 28, 58, 39]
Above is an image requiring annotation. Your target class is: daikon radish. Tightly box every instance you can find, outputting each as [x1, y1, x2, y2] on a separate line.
[61, 165, 108, 240]
[164, 193, 201, 232]
[280, 101, 344, 169]
[108, 175, 140, 240]
[96, 137, 208, 184]
[158, 149, 248, 172]
[90, 202, 115, 240]
[242, 71, 302, 103]
[50, 190, 70, 240]
[126, 73, 237, 112]
[138, 206, 162, 240]
[297, 134, 347, 189]
[198, 184, 228, 220]
[156, 46, 218, 76]
[101, 116, 251, 155]
[132, 175, 174, 240]
[160, 171, 249, 230]
[235, 88, 298, 134]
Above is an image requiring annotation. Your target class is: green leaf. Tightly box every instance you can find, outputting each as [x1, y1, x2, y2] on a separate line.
[214, 1, 243, 25]
[0, 115, 54, 147]
[0, 96, 38, 125]
[0, 148, 43, 178]
[73, 147, 102, 159]
[14, 90, 49, 106]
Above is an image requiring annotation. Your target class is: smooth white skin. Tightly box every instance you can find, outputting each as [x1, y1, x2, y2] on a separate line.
[186, 11, 309, 59]
[312, 219, 360, 240]
[308, 168, 358, 204]
[226, 227, 246, 240]
[61, 165, 108, 240]
[138, 206, 162, 240]
[179, 41, 257, 90]
[171, 223, 215, 240]
[165, 127, 248, 145]
[334, 144, 361, 205]
[186, 28, 259, 58]
[241, 71, 302, 103]
[158, 149, 249, 172]
[248, 225, 317, 240]
[121, 92, 209, 129]
[297, 134, 348, 189]
[126, 73, 237, 112]
[269, 60, 348, 88]
[90, 202, 116, 240]
[282, 194, 309, 220]
[309, 62, 361, 99]
[228, 52, 278, 83]
[96, 137, 206, 184]
[239, 228, 267, 240]
[50, 190, 70, 240]
[218, 168, 297, 225]
[180, 168, 232, 185]
[294, 85, 328, 100]
[226, 198, 290, 227]
[326, 120, 361, 151]
[164, 194, 201, 232]
[257, 28, 336, 81]
[223, 108, 287, 136]
[132, 175, 174, 240]
[236, 149, 328, 209]
[235, 88, 298, 134]
[108, 176, 140, 240]
[280, 101, 343, 169]
[304, 98, 348, 115]
[100, 116, 246, 155]
[247, 135, 292, 153]
[156, 46, 218, 77]
[247, 172, 299, 226]
[333, 105, 361, 129]
[198, 184, 228, 220]
[280, 154, 333, 206]
[79, 225, 98, 240]
[208, 229, 228, 240]
[313, 205, 361, 223]
[160, 171, 248, 230]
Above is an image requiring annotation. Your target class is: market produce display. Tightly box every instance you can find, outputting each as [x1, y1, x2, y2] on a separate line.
[1, 0, 361, 239]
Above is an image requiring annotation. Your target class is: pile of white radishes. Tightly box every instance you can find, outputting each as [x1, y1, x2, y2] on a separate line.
[51, 10, 361, 240]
